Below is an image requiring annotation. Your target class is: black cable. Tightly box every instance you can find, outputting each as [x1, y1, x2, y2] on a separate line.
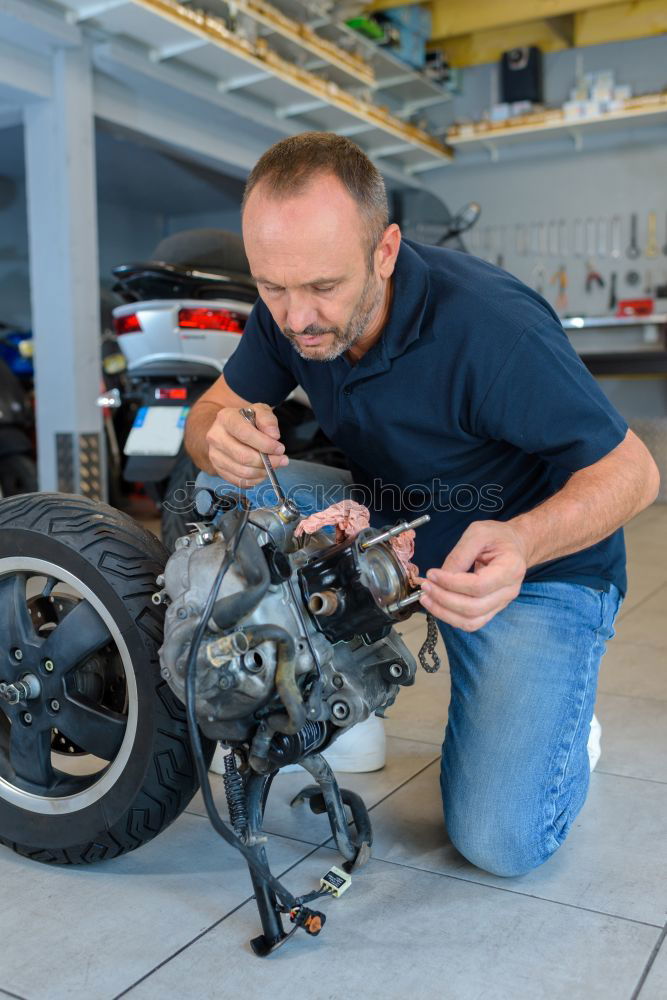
[183, 504, 299, 910]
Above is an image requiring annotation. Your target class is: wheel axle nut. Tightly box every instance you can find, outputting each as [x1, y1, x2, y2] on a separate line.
[389, 663, 403, 678]
[44, 660, 54, 672]
[332, 701, 349, 720]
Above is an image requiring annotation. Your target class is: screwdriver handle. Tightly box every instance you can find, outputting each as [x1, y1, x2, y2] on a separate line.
[240, 407, 287, 504]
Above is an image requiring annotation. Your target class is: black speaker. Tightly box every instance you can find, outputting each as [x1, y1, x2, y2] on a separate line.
[500, 46, 542, 104]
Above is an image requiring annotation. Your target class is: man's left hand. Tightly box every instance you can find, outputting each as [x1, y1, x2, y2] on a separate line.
[418, 520, 529, 632]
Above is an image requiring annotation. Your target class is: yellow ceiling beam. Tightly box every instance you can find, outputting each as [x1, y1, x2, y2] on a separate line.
[436, 18, 572, 70]
[574, 0, 667, 46]
[366, 0, 423, 11]
[430, 0, 615, 40]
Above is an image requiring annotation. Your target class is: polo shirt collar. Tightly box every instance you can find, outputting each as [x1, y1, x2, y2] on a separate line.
[341, 238, 430, 383]
[380, 238, 430, 361]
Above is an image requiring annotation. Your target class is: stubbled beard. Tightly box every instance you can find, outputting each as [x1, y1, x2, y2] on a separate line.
[282, 270, 384, 361]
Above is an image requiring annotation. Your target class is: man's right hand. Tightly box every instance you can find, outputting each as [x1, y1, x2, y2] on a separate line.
[204, 402, 289, 487]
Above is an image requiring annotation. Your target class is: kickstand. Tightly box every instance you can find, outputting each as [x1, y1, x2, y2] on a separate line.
[226, 755, 372, 956]
[243, 770, 291, 957]
[290, 752, 373, 871]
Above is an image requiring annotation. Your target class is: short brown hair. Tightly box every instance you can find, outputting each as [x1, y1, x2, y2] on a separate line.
[242, 132, 389, 264]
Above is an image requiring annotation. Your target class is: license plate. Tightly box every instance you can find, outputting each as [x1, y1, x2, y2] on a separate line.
[123, 406, 190, 457]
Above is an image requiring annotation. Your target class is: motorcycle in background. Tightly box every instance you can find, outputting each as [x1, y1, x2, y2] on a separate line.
[105, 228, 344, 550]
[0, 325, 37, 497]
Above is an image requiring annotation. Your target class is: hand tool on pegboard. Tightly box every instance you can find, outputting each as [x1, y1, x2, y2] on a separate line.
[610, 215, 622, 259]
[608, 272, 618, 311]
[627, 212, 641, 259]
[646, 211, 659, 258]
[597, 218, 608, 258]
[532, 264, 546, 296]
[550, 265, 568, 312]
[585, 260, 605, 293]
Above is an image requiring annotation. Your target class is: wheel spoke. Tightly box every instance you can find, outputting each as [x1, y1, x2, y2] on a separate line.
[41, 576, 57, 599]
[0, 574, 37, 647]
[40, 600, 112, 674]
[57, 695, 126, 760]
[9, 721, 54, 787]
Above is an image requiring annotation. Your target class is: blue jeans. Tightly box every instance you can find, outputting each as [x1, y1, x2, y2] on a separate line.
[195, 462, 623, 877]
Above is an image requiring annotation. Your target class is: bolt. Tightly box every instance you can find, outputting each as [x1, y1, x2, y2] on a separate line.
[332, 701, 349, 720]
[332, 674, 344, 689]
[151, 593, 162, 605]
[389, 663, 403, 678]
[219, 675, 233, 690]
[160, 667, 171, 680]
[13, 649, 23, 661]
[44, 660, 54, 673]
[22, 712, 32, 725]
[176, 607, 188, 620]
[50, 700, 60, 712]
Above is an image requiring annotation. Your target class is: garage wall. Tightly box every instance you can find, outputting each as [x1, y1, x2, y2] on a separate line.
[422, 35, 667, 421]
[98, 201, 167, 289]
[0, 178, 30, 328]
[0, 179, 169, 328]
[443, 35, 667, 124]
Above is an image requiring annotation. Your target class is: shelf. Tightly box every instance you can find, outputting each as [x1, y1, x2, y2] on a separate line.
[562, 314, 667, 330]
[447, 95, 667, 158]
[580, 351, 667, 377]
[57, 0, 452, 179]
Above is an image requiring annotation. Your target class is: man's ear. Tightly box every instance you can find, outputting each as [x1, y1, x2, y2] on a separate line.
[377, 223, 401, 279]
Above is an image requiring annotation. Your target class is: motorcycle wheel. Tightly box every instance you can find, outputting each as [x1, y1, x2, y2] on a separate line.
[0, 492, 214, 864]
[0, 454, 38, 497]
[160, 450, 199, 552]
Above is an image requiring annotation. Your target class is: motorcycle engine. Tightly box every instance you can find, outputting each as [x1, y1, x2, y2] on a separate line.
[157, 499, 422, 773]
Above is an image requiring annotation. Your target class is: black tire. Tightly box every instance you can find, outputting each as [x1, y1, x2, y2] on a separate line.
[161, 450, 199, 552]
[0, 453, 38, 497]
[0, 492, 214, 865]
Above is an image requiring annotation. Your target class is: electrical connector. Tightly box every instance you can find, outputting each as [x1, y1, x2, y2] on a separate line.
[320, 866, 352, 898]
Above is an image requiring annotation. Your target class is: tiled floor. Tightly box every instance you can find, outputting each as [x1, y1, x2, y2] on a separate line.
[1, 506, 665, 999]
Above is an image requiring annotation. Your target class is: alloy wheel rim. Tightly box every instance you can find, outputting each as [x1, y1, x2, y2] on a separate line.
[0, 557, 139, 814]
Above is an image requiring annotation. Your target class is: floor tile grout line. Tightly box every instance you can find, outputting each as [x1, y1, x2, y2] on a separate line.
[597, 692, 667, 704]
[593, 768, 667, 785]
[181, 808, 327, 847]
[334, 849, 665, 931]
[115, 831, 662, 1000]
[362, 757, 440, 816]
[115, 764, 443, 996]
[618, 580, 667, 620]
[631, 921, 667, 999]
[112, 842, 324, 1000]
[386, 734, 443, 750]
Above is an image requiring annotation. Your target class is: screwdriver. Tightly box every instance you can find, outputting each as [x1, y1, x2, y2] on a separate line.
[240, 407, 299, 519]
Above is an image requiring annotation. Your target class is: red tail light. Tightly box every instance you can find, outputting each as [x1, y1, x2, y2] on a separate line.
[178, 308, 245, 333]
[155, 387, 188, 401]
[114, 313, 142, 334]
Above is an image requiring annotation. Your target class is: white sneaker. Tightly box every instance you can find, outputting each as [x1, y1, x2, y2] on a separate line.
[322, 714, 387, 773]
[587, 713, 602, 772]
[212, 715, 387, 775]
[209, 743, 230, 775]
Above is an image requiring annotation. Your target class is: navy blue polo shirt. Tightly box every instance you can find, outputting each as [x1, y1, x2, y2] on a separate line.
[223, 239, 628, 595]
